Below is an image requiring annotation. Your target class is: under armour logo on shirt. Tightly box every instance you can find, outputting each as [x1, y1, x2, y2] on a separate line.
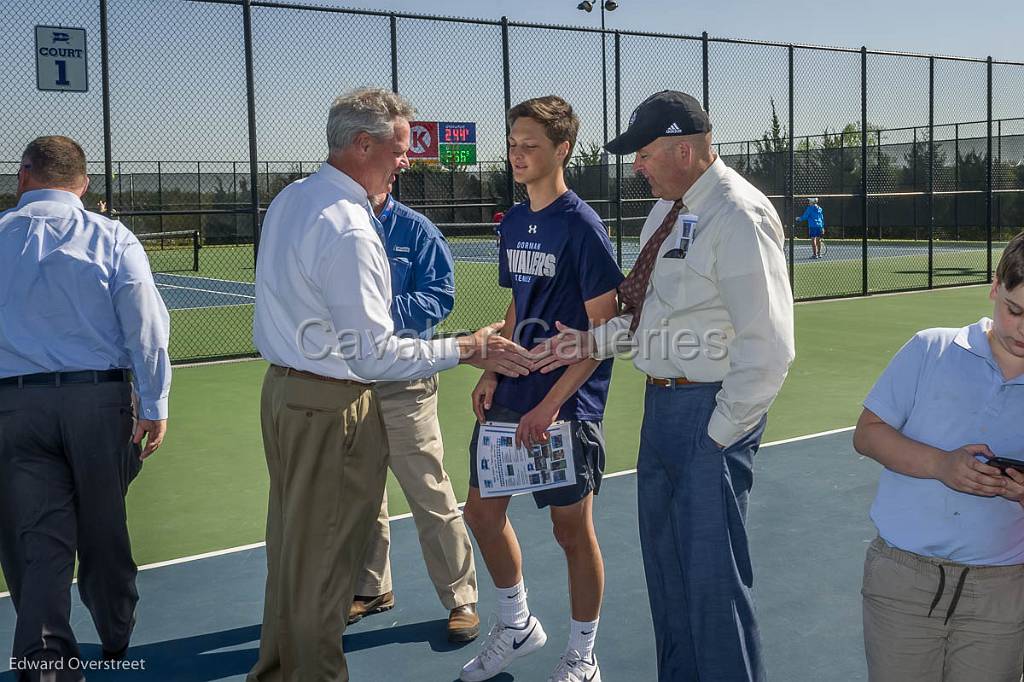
[528, 225, 538, 234]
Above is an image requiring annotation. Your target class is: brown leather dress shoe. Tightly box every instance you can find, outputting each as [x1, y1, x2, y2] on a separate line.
[347, 591, 395, 625]
[447, 603, 480, 643]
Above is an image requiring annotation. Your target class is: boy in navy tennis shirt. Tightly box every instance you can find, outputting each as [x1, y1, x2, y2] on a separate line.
[492, 190, 619, 425]
[459, 96, 622, 682]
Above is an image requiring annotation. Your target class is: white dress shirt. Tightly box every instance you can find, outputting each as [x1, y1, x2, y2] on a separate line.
[253, 164, 460, 382]
[593, 157, 795, 446]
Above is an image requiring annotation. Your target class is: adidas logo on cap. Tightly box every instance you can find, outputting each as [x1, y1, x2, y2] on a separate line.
[665, 122, 683, 134]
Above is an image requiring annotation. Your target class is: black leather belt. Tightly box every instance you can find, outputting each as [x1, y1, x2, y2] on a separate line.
[646, 375, 707, 387]
[0, 369, 130, 387]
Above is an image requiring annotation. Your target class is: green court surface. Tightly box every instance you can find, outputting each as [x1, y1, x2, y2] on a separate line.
[163, 238, 1004, 361]
[0, 284, 996, 593]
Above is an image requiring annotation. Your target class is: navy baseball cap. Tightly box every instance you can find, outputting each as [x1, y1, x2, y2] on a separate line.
[604, 90, 711, 155]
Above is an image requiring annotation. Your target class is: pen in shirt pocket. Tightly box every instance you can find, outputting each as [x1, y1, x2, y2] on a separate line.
[664, 213, 698, 259]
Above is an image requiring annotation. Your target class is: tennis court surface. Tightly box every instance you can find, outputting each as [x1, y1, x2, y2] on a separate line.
[149, 236, 998, 312]
[0, 284, 998, 681]
[0, 428, 875, 681]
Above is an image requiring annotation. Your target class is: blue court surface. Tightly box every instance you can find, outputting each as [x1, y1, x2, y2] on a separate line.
[153, 273, 255, 311]
[0, 429, 879, 681]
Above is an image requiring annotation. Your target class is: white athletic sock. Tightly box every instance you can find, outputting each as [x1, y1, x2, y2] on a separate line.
[568, 618, 599, 660]
[496, 580, 530, 628]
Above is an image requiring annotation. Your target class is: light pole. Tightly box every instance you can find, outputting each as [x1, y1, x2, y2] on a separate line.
[577, 1, 618, 148]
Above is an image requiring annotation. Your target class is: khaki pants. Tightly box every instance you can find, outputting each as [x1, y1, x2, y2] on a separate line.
[862, 536, 1024, 682]
[354, 375, 477, 610]
[248, 366, 389, 682]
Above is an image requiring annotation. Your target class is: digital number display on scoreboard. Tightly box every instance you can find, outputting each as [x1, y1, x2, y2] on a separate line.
[409, 120, 477, 165]
[439, 122, 476, 145]
[439, 143, 477, 166]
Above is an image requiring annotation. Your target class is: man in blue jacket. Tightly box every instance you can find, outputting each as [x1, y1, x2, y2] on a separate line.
[796, 197, 825, 259]
[346, 189, 480, 643]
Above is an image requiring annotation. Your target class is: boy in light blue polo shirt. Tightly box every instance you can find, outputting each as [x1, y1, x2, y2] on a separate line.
[853, 231, 1024, 681]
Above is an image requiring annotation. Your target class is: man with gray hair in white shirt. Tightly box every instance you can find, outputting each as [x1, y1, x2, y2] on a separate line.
[249, 87, 533, 682]
[536, 91, 795, 682]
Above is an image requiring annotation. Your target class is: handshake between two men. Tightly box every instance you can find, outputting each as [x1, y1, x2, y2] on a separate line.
[459, 320, 592, 377]
[459, 319, 598, 449]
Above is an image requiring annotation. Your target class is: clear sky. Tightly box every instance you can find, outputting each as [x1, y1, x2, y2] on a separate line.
[347, 0, 1023, 63]
[5, 0, 1022, 169]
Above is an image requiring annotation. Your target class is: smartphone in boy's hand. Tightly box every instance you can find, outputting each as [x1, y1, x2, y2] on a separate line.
[987, 456, 1024, 475]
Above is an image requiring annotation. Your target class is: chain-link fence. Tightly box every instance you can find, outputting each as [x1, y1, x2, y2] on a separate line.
[5, 0, 1024, 361]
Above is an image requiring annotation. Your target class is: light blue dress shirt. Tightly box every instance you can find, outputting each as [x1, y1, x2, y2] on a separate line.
[0, 189, 171, 419]
[865, 318, 1024, 565]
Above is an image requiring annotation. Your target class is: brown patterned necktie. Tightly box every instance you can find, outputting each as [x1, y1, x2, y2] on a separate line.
[618, 199, 684, 333]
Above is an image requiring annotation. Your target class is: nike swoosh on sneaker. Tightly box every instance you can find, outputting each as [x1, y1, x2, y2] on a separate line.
[584, 671, 598, 682]
[580, 630, 593, 635]
[512, 623, 537, 649]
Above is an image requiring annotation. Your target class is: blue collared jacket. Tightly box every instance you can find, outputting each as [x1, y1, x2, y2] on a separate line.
[375, 196, 456, 339]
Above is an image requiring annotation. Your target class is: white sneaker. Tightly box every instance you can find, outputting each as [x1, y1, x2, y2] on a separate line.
[459, 615, 547, 681]
[548, 649, 601, 682]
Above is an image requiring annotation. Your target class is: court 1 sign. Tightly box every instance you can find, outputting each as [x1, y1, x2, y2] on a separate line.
[35, 26, 88, 92]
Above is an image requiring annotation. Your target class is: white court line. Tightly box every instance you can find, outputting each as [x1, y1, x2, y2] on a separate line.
[175, 356, 261, 369]
[169, 303, 253, 312]
[601, 425, 856, 482]
[0, 424, 855, 601]
[156, 282, 255, 300]
[155, 273, 255, 287]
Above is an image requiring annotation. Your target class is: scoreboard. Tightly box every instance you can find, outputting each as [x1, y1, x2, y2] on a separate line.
[439, 122, 475, 144]
[408, 121, 477, 165]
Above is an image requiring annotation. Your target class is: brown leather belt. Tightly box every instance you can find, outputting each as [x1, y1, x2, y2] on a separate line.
[274, 365, 371, 387]
[646, 375, 704, 388]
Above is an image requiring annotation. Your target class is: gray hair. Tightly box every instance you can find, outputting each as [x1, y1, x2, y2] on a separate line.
[327, 88, 415, 152]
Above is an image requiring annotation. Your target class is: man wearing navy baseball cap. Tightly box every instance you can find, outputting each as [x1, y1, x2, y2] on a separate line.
[535, 90, 795, 681]
[604, 90, 712, 155]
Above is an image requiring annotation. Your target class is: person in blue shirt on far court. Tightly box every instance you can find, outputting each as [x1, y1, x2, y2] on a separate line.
[796, 197, 825, 259]
[460, 96, 623, 682]
[0, 136, 171, 677]
[853, 230, 1024, 681]
[347, 187, 482, 644]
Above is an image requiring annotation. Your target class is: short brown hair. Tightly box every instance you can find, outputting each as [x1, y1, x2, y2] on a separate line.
[508, 96, 580, 168]
[22, 136, 87, 188]
[996, 231, 1024, 291]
